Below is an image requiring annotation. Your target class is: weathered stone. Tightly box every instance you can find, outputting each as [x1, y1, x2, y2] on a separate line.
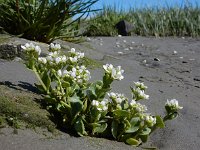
[115, 20, 134, 36]
[0, 44, 18, 60]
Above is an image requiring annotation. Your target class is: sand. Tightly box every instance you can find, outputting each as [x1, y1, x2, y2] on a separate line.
[0, 35, 200, 150]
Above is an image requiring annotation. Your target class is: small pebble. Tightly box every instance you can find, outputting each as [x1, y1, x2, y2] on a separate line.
[118, 35, 122, 37]
[123, 40, 127, 43]
[154, 58, 160, 61]
[141, 44, 144, 47]
[143, 60, 147, 63]
[116, 45, 120, 48]
[179, 57, 183, 59]
[189, 58, 195, 61]
[99, 43, 103, 46]
[117, 52, 123, 54]
[173, 51, 177, 54]
[129, 47, 133, 50]
[116, 42, 120, 45]
[131, 41, 135, 44]
[124, 48, 129, 51]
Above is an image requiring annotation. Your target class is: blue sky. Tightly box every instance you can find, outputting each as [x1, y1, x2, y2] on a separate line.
[91, 0, 200, 10]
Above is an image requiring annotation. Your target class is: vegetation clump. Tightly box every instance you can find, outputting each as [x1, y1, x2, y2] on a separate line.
[0, 0, 99, 43]
[21, 42, 183, 146]
[84, 4, 200, 37]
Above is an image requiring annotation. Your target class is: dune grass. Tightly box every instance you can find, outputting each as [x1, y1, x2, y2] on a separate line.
[84, 3, 200, 37]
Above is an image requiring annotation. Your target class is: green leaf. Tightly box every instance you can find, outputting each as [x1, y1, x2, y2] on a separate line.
[90, 107, 101, 122]
[41, 71, 51, 91]
[82, 99, 88, 113]
[74, 116, 87, 136]
[111, 120, 118, 139]
[139, 134, 149, 143]
[93, 123, 107, 134]
[155, 116, 165, 128]
[126, 138, 140, 146]
[125, 117, 140, 133]
[140, 128, 151, 135]
[69, 94, 83, 118]
[62, 81, 70, 88]
[113, 110, 130, 118]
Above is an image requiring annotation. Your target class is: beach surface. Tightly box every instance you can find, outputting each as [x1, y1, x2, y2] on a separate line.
[0, 35, 200, 150]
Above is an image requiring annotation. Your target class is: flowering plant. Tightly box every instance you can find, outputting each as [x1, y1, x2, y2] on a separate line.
[22, 43, 183, 146]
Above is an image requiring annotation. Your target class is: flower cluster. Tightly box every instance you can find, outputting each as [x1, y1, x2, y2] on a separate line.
[108, 92, 127, 104]
[143, 114, 156, 127]
[134, 81, 148, 90]
[69, 48, 84, 63]
[165, 99, 183, 110]
[130, 100, 148, 113]
[103, 64, 124, 80]
[131, 82, 149, 101]
[49, 43, 61, 52]
[91, 99, 109, 111]
[21, 43, 41, 55]
[58, 65, 91, 84]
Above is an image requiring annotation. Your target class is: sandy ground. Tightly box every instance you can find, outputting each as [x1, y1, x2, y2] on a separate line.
[0, 36, 200, 150]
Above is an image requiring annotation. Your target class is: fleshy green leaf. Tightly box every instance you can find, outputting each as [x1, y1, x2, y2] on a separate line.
[139, 134, 149, 143]
[125, 117, 140, 133]
[155, 116, 165, 128]
[69, 94, 83, 117]
[93, 123, 107, 134]
[111, 120, 118, 139]
[113, 110, 130, 118]
[140, 127, 151, 135]
[74, 116, 87, 136]
[126, 138, 140, 146]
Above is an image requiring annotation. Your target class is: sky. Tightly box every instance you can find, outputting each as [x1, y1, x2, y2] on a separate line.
[91, 0, 200, 11]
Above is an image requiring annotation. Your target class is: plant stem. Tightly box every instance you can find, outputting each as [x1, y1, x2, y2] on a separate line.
[33, 68, 47, 93]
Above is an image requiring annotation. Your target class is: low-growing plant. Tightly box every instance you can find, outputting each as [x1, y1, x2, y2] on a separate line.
[21, 43, 183, 146]
[0, 0, 99, 42]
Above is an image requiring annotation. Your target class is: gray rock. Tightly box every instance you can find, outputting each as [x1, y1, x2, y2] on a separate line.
[115, 20, 134, 36]
[0, 44, 18, 60]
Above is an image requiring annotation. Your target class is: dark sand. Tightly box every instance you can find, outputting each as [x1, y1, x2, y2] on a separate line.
[0, 36, 200, 150]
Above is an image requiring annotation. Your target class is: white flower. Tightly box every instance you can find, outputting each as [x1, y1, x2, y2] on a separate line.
[134, 81, 148, 90]
[63, 70, 69, 76]
[130, 101, 147, 113]
[103, 64, 113, 73]
[38, 57, 47, 64]
[69, 57, 78, 63]
[108, 92, 126, 104]
[165, 99, 183, 110]
[138, 89, 149, 100]
[49, 51, 58, 57]
[130, 100, 136, 105]
[57, 70, 62, 77]
[55, 57, 62, 64]
[21, 43, 41, 55]
[103, 64, 124, 80]
[70, 48, 76, 53]
[49, 43, 61, 51]
[61, 55, 67, 62]
[111, 66, 124, 80]
[144, 115, 156, 127]
[91, 100, 100, 107]
[133, 88, 149, 100]
[35, 46, 41, 55]
[91, 99, 108, 111]
[77, 52, 84, 58]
